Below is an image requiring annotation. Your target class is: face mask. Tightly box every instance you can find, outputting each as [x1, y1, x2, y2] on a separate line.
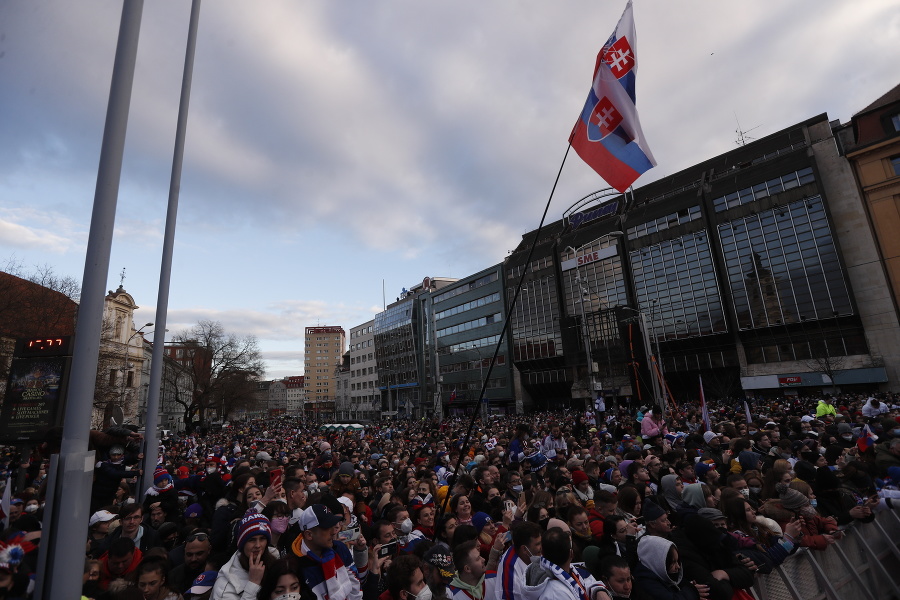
[270, 516, 290, 533]
[498, 451, 505, 458]
[538, 517, 551, 529]
[740, 488, 750, 498]
[399, 518, 413, 535]
[810, 499, 818, 508]
[749, 487, 761, 496]
[24, 505, 37, 514]
[511, 485, 523, 494]
[410, 586, 432, 600]
[393, 459, 400, 466]
[308, 482, 319, 493]
[206, 466, 217, 474]
[749, 431, 758, 436]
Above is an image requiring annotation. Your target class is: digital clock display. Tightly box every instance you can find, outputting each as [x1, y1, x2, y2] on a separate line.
[15, 336, 73, 358]
[28, 339, 64, 350]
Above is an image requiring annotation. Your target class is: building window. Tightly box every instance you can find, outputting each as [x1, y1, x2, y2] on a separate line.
[892, 114, 900, 132]
[718, 195, 852, 329]
[891, 155, 900, 177]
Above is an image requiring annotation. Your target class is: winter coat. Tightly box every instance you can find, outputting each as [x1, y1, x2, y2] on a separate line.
[212, 546, 280, 600]
[670, 518, 754, 600]
[874, 441, 900, 476]
[634, 536, 699, 600]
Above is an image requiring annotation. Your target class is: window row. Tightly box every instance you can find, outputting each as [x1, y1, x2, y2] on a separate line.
[436, 313, 502, 338]
[439, 355, 506, 375]
[433, 272, 499, 304]
[435, 292, 500, 321]
[712, 167, 814, 212]
[626, 205, 702, 239]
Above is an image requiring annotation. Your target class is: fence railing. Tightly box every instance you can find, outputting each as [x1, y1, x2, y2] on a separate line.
[752, 508, 900, 600]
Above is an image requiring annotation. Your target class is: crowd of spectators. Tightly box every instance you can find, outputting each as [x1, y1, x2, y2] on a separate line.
[1, 392, 900, 600]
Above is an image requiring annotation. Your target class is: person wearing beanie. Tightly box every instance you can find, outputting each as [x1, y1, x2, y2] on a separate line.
[213, 512, 278, 600]
[758, 482, 839, 551]
[572, 470, 595, 504]
[641, 500, 672, 539]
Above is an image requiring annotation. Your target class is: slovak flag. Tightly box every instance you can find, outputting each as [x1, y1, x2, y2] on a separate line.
[449, 388, 457, 404]
[858, 424, 878, 452]
[570, 0, 656, 193]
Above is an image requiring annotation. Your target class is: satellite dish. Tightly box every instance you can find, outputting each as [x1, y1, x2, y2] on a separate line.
[111, 406, 125, 426]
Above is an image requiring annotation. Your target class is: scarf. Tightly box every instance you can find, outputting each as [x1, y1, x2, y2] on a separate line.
[294, 539, 357, 600]
[146, 481, 174, 496]
[537, 557, 592, 600]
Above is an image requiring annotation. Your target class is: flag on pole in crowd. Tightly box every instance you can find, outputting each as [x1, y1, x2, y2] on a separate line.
[744, 400, 753, 425]
[699, 375, 711, 432]
[858, 424, 878, 452]
[569, 0, 656, 193]
[449, 389, 457, 405]
[0, 477, 10, 529]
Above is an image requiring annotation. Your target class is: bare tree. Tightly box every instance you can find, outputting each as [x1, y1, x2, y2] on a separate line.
[167, 320, 265, 430]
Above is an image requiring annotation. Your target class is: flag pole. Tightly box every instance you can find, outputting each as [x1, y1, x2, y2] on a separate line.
[442, 142, 573, 513]
[36, 2, 144, 597]
[140, 0, 202, 501]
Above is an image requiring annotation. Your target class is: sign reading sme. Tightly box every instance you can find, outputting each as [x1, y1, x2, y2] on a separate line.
[561, 200, 621, 272]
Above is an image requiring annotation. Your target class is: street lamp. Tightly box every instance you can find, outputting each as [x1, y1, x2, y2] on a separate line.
[564, 231, 624, 409]
[119, 322, 153, 423]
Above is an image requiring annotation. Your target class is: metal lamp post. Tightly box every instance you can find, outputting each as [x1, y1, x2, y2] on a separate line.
[470, 343, 487, 420]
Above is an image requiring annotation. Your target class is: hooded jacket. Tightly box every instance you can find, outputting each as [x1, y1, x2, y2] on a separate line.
[634, 536, 699, 600]
[212, 546, 280, 600]
[522, 557, 604, 600]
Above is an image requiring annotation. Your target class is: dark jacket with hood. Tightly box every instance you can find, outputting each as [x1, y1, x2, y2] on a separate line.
[669, 516, 754, 600]
[634, 536, 700, 600]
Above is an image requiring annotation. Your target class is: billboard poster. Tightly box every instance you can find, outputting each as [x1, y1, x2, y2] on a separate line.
[0, 356, 69, 443]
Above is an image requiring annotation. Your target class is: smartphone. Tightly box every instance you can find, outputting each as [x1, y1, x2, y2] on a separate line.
[378, 540, 399, 558]
[338, 525, 361, 543]
[504, 500, 516, 514]
[269, 468, 283, 489]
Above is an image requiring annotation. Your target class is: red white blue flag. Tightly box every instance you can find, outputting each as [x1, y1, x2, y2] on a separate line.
[449, 388, 457, 404]
[857, 424, 878, 452]
[570, 0, 656, 193]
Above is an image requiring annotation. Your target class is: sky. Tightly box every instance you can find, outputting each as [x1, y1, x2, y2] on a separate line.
[1, 1, 898, 380]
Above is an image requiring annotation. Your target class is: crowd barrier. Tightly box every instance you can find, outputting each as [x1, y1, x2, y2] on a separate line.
[752, 508, 900, 600]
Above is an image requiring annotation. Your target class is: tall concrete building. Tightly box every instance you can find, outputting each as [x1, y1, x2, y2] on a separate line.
[284, 375, 305, 415]
[304, 326, 346, 417]
[349, 320, 378, 422]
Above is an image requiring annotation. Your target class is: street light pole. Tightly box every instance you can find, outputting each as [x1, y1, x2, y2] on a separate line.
[470, 344, 486, 420]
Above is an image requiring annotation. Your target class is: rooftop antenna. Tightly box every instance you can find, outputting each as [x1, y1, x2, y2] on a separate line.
[734, 112, 761, 146]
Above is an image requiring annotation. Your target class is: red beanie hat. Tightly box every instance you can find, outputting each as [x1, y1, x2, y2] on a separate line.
[572, 470, 589, 485]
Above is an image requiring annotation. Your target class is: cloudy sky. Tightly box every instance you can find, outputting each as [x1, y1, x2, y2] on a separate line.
[1, 1, 897, 379]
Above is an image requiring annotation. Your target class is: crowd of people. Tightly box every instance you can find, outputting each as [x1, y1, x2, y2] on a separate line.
[2, 392, 900, 600]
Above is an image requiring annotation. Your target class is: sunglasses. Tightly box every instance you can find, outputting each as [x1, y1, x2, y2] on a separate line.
[186, 533, 210, 542]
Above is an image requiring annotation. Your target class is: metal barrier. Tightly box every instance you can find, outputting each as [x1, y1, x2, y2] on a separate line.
[752, 508, 900, 600]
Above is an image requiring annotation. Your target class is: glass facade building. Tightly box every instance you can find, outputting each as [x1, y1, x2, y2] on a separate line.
[505, 113, 895, 405]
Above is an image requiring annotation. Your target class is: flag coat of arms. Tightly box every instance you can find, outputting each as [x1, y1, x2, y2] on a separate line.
[570, 0, 656, 192]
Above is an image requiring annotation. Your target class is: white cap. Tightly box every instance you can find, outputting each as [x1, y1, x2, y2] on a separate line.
[337, 496, 354, 512]
[89, 510, 116, 527]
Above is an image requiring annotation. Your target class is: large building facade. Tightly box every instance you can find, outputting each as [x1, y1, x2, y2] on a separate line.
[430, 265, 517, 416]
[304, 326, 345, 417]
[507, 112, 900, 407]
[349, 320, 378, 422]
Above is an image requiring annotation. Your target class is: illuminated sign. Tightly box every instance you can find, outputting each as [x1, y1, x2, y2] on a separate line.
[568, 200, 619, 230]
[779, 376, 802, 387]
[16, 336, 73, 358]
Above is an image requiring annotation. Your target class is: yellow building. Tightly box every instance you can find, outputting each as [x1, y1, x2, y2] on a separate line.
[840, 83, 900, 323]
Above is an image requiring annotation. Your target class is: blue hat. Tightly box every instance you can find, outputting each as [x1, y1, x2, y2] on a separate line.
[471, 512, 493, 533]
[186, 571, 218, 595]
[528, 452, 548, 472]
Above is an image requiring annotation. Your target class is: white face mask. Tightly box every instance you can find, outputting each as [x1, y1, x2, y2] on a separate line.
[740, 488, 750, 498]
[206, 466, 217, 474]
[409, 587, 432, 600]
[399, 518, 413, 535]
[24, 505, 38, 514]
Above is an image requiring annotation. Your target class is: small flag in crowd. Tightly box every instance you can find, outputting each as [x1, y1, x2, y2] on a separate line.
[858, 424, 878, 452]
[569, 0, 656, 192]
[699, 375, 711, 432]
[449, 389, 457, 404]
